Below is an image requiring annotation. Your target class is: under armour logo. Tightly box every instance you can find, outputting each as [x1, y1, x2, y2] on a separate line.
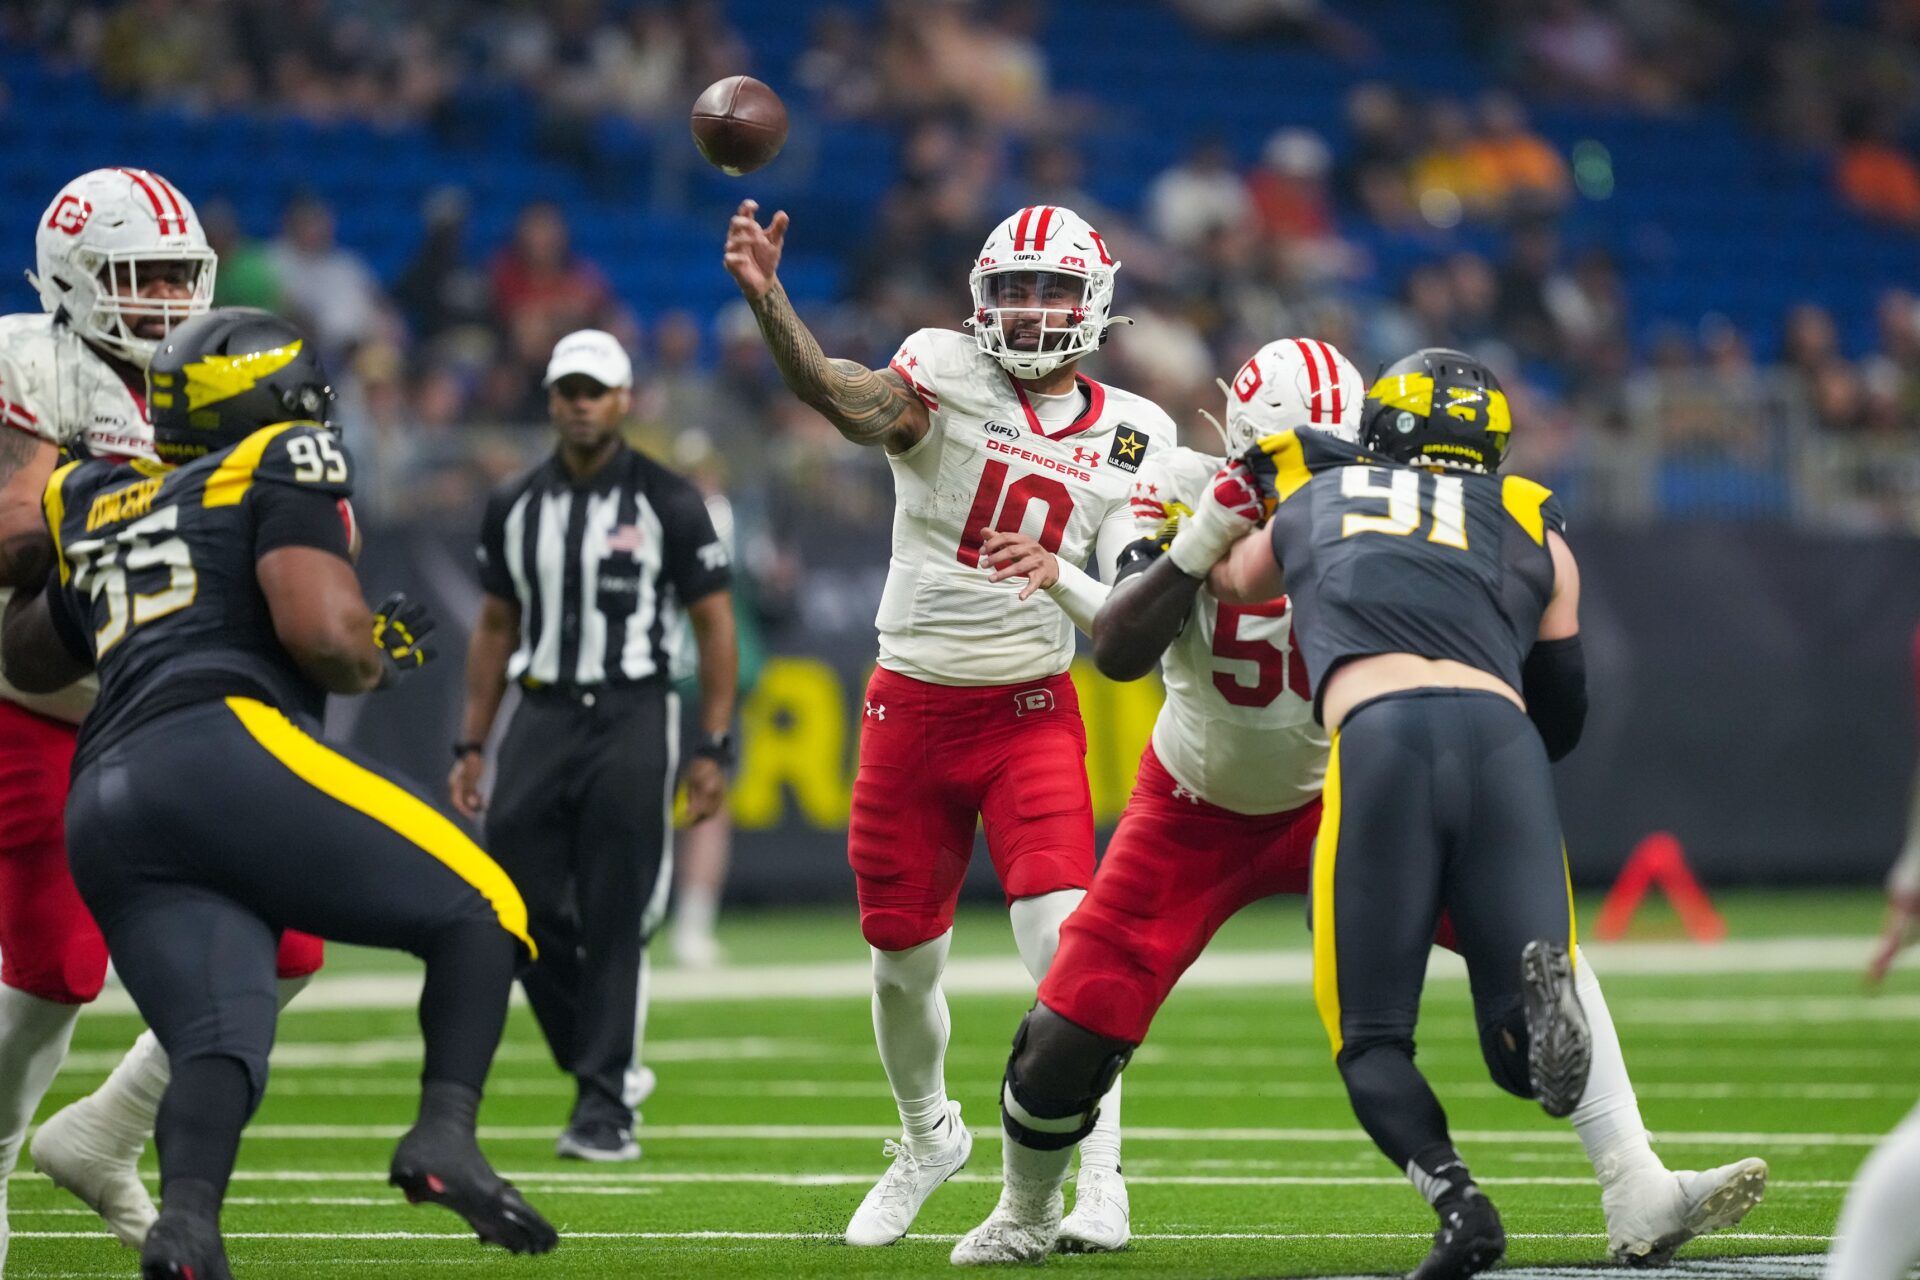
[864, 702, 887, 720]
[1172, 784, 1202, 804]
[1013, 688, 1055, 716]
[1072, 447, 1101, 468]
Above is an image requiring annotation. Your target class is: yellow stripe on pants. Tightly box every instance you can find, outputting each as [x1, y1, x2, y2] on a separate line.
[1311, 728, 1344, 1057]
[225, 696, 534, 956]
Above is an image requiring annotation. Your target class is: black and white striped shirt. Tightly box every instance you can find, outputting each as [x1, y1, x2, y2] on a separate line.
[477, 446, 731, 687]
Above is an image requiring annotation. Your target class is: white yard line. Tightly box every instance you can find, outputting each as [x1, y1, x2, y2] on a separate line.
[69, 936, 1902, 1014]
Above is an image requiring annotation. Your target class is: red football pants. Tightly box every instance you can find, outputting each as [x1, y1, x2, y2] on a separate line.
[848, 667, 1095, 953]
[0, 700, 323, 1003]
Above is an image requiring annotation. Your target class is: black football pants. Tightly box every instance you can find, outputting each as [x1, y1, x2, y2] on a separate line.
[1310, 688, 1574, 1171]
[487, 682, 676, 1130]
[66, 697, 529, 1193]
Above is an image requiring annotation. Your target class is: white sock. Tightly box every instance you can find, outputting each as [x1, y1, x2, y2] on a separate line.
[676, 886, 720, 944]
[871, 932, 953, 1155]
[0, 986, 82, 1178]
[1009, 891, 1123, 1177]
[1827, 1102, 1920, 1280]
[633, 948, 652, 1072]
[70, 1030, 170, 1156]
[1569, 952, 1662, 1184]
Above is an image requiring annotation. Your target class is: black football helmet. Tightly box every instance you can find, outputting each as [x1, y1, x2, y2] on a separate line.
[1359, 347, 1511, 474]
[148, 308, 334, 465]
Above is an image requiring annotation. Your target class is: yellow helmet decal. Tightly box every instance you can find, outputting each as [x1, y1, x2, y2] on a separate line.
[1368, 371, 1433, 416]
[182, 340, 304, 412]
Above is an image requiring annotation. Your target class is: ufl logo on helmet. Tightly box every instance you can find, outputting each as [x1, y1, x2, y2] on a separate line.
[1360, 347, 1512, 474]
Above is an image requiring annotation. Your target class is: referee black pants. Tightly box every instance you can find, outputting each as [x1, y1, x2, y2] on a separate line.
[487, 682, 676, 1130]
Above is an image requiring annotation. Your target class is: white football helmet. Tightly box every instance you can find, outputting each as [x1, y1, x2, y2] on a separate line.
[31, 168, 216, 368]
[1206, 337, 1365, 453]
[966, 205, 1123, 381]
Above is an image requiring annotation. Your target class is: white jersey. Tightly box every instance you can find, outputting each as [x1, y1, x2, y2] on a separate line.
[0, 313, 153, 723]
[1130, 447, 1327, 815]
[875, 328, 1176, 686]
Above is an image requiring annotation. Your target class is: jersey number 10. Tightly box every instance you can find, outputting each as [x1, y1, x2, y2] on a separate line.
[956, 461, 1073, 567]
[1339, 468, 1469, 550]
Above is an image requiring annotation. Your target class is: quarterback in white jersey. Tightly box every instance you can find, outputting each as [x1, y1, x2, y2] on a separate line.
[954, 339, 1767, 1267]
[0, 169, 324, 1266]
[724, 198, 1172, 1252]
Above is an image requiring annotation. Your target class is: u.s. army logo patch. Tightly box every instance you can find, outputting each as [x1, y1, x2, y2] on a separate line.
[1109, 425, 1148, 473]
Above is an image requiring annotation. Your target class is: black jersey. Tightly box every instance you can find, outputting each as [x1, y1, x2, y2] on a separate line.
[1256, 427, 1563, 718]
[43, 420, 355, 773]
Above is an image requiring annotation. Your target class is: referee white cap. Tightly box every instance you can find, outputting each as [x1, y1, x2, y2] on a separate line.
[543, 329, 633, 389]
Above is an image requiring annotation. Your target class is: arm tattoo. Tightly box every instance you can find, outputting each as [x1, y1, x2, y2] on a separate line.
[747, 282, 922, 449]
[0, 427, 38, 484]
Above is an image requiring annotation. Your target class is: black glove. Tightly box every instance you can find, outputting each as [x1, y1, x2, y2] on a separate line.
[372, 592, 435, 688]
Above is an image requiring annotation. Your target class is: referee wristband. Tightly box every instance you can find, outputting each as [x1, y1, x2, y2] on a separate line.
[692, 732, 737, 770]
[453, 740, 485, 760]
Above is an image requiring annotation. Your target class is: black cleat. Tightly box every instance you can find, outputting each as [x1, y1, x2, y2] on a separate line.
[389, 1122, 560, 1255]
[140, 1205, 233, 1280]
[1408, 1188, 1506, 1280]
[1522, 939, 1591, 1118]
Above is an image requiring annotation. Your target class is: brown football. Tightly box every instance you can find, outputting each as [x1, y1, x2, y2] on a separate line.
[691, 75, 788, 176]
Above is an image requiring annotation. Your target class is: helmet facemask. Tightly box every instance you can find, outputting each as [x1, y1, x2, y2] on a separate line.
[74, 250, 218, 367]
[967, 266, 1113, 381]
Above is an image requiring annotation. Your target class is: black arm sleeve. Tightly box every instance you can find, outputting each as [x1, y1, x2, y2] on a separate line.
[1522, 634, 1587, 762]
[252, 482, 351, 560]
[659, 475, 732, 604]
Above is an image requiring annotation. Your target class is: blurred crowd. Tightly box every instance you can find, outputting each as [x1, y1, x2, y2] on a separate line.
[9, 0, 1920, 533]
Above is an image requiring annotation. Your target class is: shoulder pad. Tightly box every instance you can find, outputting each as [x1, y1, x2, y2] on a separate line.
[43, 457, 111, 582]
[0, 321, 57, 445]
[1499, 474, 1563, 546]
[888, 327, 981, 410]
[1245, 428, 1377, 506]
[202, 422, 354, 509]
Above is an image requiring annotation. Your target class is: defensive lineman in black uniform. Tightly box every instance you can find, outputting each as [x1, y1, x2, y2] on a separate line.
[0, 309, 558, 1278]
[1196, 348, 1593, 1279]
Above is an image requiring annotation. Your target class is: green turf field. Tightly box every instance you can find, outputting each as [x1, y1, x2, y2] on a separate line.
[11, 889, 1914, 1278]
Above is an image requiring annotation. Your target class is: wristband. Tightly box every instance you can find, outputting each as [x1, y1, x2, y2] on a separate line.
[453, 740, 484, 760]
[693, 732, 737, 769]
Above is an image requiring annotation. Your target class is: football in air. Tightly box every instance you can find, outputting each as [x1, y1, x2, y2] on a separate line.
[691, 75, 789, 176]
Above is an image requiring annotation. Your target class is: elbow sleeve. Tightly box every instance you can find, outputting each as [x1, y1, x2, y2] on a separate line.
[1522, 635, 1587, 762]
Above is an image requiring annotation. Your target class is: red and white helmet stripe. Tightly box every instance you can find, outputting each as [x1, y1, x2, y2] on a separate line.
[967, 205, 1120, 381]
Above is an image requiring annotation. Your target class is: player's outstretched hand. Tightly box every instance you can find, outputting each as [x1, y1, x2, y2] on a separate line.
[1867, 888, 1920, 985]
[1168, 457, 1269, 578]
[372, 592, 436, 689]
[723, 199, 788, 301]
[984, 530, 1060, 601]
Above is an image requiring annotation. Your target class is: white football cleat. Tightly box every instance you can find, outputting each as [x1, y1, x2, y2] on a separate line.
[1604, 1157, 1769, 1266]
[1057, 1166, 1130, 1253]
[624, 1065, 657, 1110]
[951, 1189, 1065, 1266]
[846, 1101, 971, 1247]
[30, 1095, 159, 1248]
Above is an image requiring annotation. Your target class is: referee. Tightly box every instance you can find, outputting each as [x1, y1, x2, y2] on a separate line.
[448, 329, 738, 1161]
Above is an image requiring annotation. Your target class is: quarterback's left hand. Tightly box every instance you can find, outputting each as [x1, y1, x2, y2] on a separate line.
[372, 592, 436, 688]
[1867, 887, 1920, 985]
[984, 530, 1059, 601]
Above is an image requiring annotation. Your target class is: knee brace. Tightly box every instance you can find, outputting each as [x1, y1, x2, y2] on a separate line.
[1000, 1004, 1133, 1152]
[1479, 1007, 1533, 1099]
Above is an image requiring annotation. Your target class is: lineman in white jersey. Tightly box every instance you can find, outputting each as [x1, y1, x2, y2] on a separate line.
[954, 338, 1767, 1265]
[723, 199, 1175, 1250]
[0, 169, 327, 1266]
